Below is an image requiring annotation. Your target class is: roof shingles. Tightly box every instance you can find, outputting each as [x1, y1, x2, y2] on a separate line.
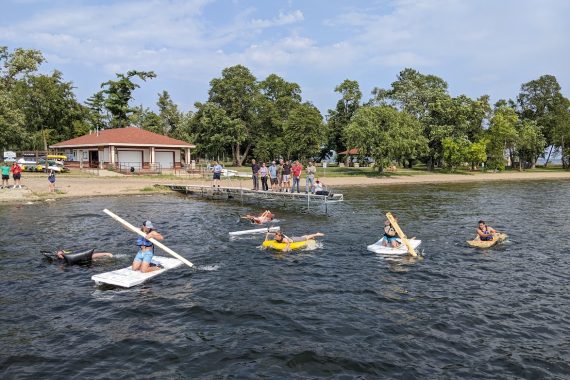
[51, 127, 194, 148]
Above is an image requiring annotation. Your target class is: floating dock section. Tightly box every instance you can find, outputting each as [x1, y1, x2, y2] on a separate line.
[165, 184, 343, 211]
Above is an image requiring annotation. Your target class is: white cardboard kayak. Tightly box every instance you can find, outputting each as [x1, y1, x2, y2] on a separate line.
[229, 226, 280, 236]
[91, 256, 183, 287]
[367, 238, 422, 255]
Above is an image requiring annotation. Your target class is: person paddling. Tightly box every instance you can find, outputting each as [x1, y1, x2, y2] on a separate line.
[265, 230, 324, 252]
[382, 220, 401, 248]
[476, 220, 497, 241]
[132, 220, 164, 273]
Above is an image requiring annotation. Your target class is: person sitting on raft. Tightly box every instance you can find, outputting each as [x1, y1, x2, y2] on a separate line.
[382, 220, 401, 248]
[243, 210, 274, 224]
[266, 230, 325, 252]
[477, 220, 497, 241]
[314, 179, 330, 196]
[133, 220, 164, 273]
[56, 250, 113, 260]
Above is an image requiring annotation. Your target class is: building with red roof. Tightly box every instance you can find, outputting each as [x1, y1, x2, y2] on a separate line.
[50, 127, 195, 171]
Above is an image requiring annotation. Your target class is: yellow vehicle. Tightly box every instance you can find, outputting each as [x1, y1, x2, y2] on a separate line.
[47, 155, 68, 160]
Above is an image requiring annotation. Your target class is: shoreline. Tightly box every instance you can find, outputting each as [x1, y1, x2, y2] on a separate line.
[1, 170, 569, 203]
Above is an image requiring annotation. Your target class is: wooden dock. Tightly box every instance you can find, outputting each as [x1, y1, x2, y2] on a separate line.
[165, 184, 344, 211]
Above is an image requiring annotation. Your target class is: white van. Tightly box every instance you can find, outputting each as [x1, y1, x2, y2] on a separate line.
[3, 151, 16, 162]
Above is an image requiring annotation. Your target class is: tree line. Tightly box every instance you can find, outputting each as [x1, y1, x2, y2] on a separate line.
[1, 46, 569, 169]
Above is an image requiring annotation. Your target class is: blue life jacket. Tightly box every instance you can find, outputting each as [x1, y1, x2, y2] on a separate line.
[137, 236, 153, 247]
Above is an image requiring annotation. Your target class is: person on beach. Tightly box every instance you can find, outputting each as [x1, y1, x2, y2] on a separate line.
[382, 220, 401, 248]
[476, 220, 497, 241]
[269, 161, 278, 191]
[305, 161, 316, 193]
[260, 162, 269, 191]
[10, 162, 22, 189]
[212, 161, 223, 187]
[48, 169, 56, 192]
[132, 220, 164, 273]
[266, 230, 325, 252]
[1, 162, 10, 188]
[291, 160, 303, 193]
[251, 159, 260, 191]
[243, 210, 274, 224]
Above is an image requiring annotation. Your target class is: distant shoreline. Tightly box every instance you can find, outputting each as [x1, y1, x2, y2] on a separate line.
[0, 170, 569, 203]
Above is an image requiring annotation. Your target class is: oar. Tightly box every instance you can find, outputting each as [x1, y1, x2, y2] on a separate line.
[386, 212, 417, 257]
[103, 209, 194, 268]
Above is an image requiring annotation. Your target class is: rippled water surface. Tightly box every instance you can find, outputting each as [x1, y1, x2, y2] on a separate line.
[1, 180, 570, 379]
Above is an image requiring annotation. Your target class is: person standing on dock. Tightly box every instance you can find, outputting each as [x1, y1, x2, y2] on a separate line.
[132, 220, 164, 273]
[212, 161, 223, 187]
[277, 159, 284, 191]
[282, 160, 291, 192]
[291, 160, 303, 193]
[305, 161, 316, 193]
[269, 161, 278, 191]
[260, 162, 269, 191]
[251, 159, 260, 191]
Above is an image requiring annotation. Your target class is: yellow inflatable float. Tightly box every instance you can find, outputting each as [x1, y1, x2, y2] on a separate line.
[467, 233, 508, 248]
[262, 239, 317, 252]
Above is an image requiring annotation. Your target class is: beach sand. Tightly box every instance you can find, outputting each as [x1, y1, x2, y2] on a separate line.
[1, 170, 569, 203]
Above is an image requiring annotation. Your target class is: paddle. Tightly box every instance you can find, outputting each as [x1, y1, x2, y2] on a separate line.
[103, 209, 194, 268]
[386, 212, 418, 257]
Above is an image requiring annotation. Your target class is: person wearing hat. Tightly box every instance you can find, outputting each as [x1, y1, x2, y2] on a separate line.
[382, 220, 401, 248]
[132, 220, 164, 272]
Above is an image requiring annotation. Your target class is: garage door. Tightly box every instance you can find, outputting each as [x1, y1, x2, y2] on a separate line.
[155, 151, 175, 169]
[117, 150, 143, 167]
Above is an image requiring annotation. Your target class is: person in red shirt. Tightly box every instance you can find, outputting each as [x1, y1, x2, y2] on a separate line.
[291, 160, 303, 193]
[10, 162, 23, 189]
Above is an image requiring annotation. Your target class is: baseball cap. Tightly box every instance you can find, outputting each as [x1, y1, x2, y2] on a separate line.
[143, 220, 154, 229]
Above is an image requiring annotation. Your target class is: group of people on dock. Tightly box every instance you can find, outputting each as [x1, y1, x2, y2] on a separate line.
[209, 159, 329, 195]
[250, 159, 319, 194]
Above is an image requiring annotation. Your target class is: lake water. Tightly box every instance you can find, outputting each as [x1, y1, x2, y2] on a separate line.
[1, 180, 569, 379]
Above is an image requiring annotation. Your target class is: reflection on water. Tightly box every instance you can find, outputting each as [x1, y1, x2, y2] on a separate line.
[1, 180, 570, 378]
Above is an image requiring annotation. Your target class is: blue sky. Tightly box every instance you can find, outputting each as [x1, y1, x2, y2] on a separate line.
[1, 0, 569, 114]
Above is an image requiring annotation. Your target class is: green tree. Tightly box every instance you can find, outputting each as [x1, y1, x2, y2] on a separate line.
[85, 91, 108, 131]
[130, 105, 162, 134]
[12, 70, 87, 150]
[487, 105, 518, 170]
[191, 102, 238, 160]
[442, 137, 469, 170]
[157, 90, 182, 135]
[208, 65, 258, 165]
[515, 120, 546, 170]
[0, 46, 45, 150]
[283, 102, 326, 160]
[344, 105, 426, 172]
[101, 70, 156, 128]
[517, 75, 566, 166]
[326, 79, 362, 160]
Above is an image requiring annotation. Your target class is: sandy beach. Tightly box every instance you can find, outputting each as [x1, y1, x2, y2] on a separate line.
[1, 169, 569, 203]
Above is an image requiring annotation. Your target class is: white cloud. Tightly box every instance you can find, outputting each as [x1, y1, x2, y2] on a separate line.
[250, 10, 304, 28]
